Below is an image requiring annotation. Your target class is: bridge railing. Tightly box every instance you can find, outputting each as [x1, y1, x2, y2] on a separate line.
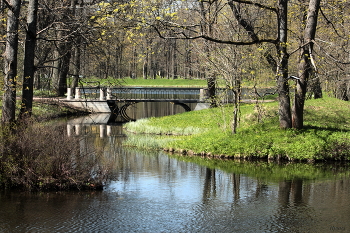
[66, 86, 276, 104]
[67, 87, 208, 101]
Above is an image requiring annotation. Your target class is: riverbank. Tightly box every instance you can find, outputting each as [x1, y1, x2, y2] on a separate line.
[124, 96, 350, 161]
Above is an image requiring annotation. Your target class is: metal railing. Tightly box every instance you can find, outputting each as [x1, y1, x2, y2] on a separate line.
[67, 87, 206, 101]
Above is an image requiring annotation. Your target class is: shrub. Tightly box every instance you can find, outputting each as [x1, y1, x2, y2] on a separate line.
[0, 120, 113, 190]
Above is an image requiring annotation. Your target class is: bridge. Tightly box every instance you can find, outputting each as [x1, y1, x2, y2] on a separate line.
[62, 87, 212, 121]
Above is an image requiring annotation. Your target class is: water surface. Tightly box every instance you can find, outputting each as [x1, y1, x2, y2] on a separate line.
[1, 110, 349, 233]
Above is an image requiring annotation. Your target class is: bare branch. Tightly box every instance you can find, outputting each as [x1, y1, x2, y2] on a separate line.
[2, 0, 12, 11]
[229, 0, 277, 13]
[150, 22, 278, 45]
[319, 6, 343, 38]
[314, 40, 350, 65]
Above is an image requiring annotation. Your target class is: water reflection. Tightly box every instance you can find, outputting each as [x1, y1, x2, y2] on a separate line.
[1, 149, 349, 232]
[1, 119, 350, 232]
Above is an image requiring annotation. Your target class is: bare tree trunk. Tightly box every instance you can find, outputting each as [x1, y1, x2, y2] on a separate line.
[19, 0, 38, 119]
[52, 44, 62, 95]
[199, 0, 216, 107]
[231, 80, 241, 134]
[292, 0, 320, 129]
[337, 81, 349, 101]
[2, 0, 21, 124]
[277, 0, 292, 129]
[52, 0, 75, 96]
[71, 38, 81, 92]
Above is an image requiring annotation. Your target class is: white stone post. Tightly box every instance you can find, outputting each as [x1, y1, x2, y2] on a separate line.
[200, 88, 208, 101]
[107, 88, 112, 100]
[75, 87, 81, 99]
[67, 88, 72, 100]
[100, 88, 106, 100]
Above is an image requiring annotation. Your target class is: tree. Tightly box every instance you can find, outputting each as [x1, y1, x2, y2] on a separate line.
[276, 0, 292, 129]
[149, 0, 292, 128]
[292, 0, 321, 129]
[1, 0, 21, 124]
[19, 0, 38, 119]
[52, 0, 74, 96]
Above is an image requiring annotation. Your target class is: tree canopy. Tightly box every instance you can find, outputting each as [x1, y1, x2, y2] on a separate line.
[1, 0, 349, 129]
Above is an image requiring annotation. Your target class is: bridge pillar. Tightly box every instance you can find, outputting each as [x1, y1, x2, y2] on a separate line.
[200, 88, 209, 101]
[75, 88, 81, 99]
[107, 88, 112, 100]
[67, 88, 72, 100]
[100, 88, 106, 100]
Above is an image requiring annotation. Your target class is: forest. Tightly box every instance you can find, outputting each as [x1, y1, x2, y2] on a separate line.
[1, 0, 349, 129]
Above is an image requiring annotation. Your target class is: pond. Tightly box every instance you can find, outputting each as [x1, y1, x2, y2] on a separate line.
[1, 103, 349, 233]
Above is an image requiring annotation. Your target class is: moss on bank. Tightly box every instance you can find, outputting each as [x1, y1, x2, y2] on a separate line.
[124, 96, 350, 161]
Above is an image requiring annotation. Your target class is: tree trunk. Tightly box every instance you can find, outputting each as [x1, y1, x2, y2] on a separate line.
[200, 0, 216, 107]
[292, 0, 321, 129]
[52, 0, 75, 96]
[2, 0, 21, 124]
[52, 46, 62, 95]
[19, 0, 38, 119]
[336, 81, 349, 101]
[71, 38, 81, 92]
[277, 0, 292, 129]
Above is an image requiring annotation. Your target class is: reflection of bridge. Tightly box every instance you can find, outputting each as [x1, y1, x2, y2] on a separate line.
[66, 114, 126, 137]
[62, 87, 211, 121]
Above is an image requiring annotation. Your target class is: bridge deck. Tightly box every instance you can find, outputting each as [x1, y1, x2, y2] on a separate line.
[65, 99, 204, 103]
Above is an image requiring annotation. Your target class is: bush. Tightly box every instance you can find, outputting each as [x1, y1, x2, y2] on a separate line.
[0, 120, 113, 190]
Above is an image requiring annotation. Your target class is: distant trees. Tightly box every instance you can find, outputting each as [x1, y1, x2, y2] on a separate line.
[1, 0, 349, 128]
[135, 0, 348, 129]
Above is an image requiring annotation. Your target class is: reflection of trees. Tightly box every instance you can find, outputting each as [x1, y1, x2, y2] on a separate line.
[254, 179, 268, 200]
[232, 173, 240, 203]
[202, 168, 216, 203]
[278, 179, 305, 207]
[275, 179, 315, 231]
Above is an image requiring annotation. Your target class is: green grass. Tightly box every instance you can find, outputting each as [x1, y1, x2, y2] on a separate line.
[82, 76, 276, 88]
[124, 96, 350, 161]
[82, 76, 208, 87]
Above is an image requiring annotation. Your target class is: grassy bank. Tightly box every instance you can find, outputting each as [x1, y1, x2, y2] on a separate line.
[84, 77, 208, 87]
[83, 76, 276, 88]
[124, 96, 350, 161]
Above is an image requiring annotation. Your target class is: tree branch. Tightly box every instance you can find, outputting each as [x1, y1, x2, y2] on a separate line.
[319, 6, 343, 38]
[229, 0, 277, 13]
[2, 0, 12, 11]
[150, 22, 278, 45]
